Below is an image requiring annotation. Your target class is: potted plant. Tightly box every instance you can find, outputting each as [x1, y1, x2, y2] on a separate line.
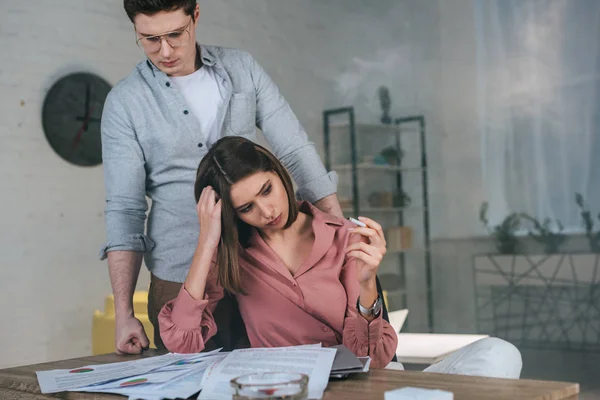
[474, 198, 600, 351]
[479, 202, 522, 254]
[575, 193, 600, 253]
[519, 213, 567, 254]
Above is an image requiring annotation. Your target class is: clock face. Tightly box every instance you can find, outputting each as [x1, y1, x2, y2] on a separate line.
[42, 73, 112, 166]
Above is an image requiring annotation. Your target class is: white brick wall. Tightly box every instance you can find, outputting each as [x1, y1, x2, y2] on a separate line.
[0, 0, 485, 366]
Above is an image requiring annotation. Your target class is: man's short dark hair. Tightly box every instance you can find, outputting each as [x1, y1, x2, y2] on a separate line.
[124, 0, 197, 23]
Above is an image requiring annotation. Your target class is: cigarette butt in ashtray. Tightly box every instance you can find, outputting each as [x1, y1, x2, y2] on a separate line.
[348, 217, 366, 227]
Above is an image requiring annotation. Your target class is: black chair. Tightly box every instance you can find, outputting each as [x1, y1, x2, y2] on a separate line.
[204, 291, 250, 352]
[376, 275, 398, 363]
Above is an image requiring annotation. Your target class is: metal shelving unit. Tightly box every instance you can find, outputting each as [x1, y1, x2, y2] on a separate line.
[323, 106, 433, 332]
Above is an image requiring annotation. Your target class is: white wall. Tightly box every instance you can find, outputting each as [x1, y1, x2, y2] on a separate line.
[0, 0, 149, 369]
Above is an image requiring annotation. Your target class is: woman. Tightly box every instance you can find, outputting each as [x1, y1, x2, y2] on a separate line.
[159, 136, 398, 368]
[159, 137, 523, 378]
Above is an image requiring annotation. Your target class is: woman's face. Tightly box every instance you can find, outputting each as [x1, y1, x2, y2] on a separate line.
[229, 171, 289, 231]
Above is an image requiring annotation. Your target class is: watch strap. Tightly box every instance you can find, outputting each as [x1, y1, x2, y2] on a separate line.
[357, 294, 382, 316]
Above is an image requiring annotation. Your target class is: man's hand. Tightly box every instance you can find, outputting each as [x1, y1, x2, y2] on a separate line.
[115, 315, 150, 355]
[313, 194, 344, 218]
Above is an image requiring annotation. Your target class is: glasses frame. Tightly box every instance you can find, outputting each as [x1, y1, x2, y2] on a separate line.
[135, 18, 193, 53]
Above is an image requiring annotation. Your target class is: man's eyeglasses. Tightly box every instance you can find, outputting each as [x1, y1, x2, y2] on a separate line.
[136, 19, 192, 53]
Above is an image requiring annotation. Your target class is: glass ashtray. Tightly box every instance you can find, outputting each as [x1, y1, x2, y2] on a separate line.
[230, 371, 309, 400]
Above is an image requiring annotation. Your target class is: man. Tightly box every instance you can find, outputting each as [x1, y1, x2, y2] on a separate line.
[100, 0, 342, 355]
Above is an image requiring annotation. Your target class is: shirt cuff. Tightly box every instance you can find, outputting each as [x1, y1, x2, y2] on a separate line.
[355, 311, 384, 343]
[99, 234, 155, 260]
[296, 171, 338, 203]
[170, 286, 211, 331]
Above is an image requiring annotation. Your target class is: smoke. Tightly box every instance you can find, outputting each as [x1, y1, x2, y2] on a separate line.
[334, 46, 415, 118]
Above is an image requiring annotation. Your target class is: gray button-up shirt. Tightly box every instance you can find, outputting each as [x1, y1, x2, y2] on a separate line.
[100, 45, 338, 283]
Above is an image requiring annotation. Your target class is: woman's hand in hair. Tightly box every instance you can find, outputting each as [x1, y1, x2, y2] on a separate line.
[345, 217, 387, 288]
[197, 186, 222, 249]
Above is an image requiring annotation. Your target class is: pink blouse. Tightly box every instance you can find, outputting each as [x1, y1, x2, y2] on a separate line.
[159, 202, 398, 368]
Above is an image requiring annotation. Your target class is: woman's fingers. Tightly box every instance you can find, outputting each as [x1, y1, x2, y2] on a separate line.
[349, 226, 377, 239]
[346, 250, 380, 267]
[357, 216, 386, 242]
[207, 187, 216, 208]
[346, 241, 381, 259]
[346, 243, 384, 269]
[197, 188, 207, 215]
[198, 186, 216, 214]
[349, 226, 386, 250]
[199, 186, 209, 206]
[213, 198, 222, 220]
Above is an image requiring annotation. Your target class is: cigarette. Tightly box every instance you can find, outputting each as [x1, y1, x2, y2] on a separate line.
[348, 217, 366, 227]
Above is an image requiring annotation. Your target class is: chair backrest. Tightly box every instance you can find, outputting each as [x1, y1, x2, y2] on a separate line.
[376, 276, 398, 363]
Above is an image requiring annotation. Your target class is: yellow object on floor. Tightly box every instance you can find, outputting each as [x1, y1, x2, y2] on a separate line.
[92, 291, 156, 355]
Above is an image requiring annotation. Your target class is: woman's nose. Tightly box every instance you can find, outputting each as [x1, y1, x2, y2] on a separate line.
[257, 201, 274, 218]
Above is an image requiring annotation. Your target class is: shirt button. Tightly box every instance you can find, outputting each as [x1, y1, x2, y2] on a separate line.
[292, 282, 297, 286]
[197, 143, 204, 148]
[183, 110, 189, 115]
[165, 82, 171, 87]
[322, 325, 329, 332]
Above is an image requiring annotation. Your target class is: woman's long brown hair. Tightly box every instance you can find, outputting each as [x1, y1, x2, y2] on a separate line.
[194, 136, 299, 294]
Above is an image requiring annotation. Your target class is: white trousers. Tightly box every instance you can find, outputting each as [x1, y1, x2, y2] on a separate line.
[387, 337, 523, 379]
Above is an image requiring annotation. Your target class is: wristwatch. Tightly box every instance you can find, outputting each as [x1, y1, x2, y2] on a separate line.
[357, 294, 383, 317]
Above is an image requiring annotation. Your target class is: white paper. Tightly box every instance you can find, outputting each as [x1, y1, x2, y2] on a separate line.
[385, 387, 454, 400]
[199, 346, 337, 400]
[85, 361, 214, 400]
[36, 348, 222, 394]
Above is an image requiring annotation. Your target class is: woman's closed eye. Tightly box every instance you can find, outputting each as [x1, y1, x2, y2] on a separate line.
[237, 184, 272, 214]
[239, 204, 252, 214]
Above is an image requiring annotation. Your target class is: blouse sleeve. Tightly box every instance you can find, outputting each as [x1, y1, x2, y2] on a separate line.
[158, 262, 224, 353]
[339, 233, 398, 368]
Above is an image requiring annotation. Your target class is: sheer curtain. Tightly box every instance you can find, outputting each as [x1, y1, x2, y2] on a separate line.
[475, 0, 600, 229]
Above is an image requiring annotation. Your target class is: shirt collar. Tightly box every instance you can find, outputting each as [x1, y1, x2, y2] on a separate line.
[144, 44, 216, 76]
[247, 201, 343, 249]
[298, 201, 344, 227]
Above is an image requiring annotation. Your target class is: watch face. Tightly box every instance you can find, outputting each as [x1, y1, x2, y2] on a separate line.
[373, 296, 383, 315]
[42, 72, 112, 166]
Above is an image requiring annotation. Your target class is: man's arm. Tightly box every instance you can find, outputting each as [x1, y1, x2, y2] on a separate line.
[100, 90, 153, 353]
[108, 251, 143, 319]
[245, 53, 342, 216]
[313, 194, 343, 217]
[108, 251, 149, 354]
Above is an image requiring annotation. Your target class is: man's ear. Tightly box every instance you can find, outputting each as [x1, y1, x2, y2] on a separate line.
[193, 3, 200, 26]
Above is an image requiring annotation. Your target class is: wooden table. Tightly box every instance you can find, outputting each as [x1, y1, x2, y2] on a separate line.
[0, 351, 579, 400]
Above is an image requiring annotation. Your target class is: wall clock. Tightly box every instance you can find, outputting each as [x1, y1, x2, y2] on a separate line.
[42, 72, 112, 166]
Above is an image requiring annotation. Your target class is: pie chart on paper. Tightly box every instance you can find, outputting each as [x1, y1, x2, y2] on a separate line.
[120, 378, 148, 387]
[69, 368, 94, 373]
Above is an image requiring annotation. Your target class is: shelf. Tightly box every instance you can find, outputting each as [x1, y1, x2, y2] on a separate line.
[332, 163, 424, 172]
[324, 107, 432, 332]
[343, 207, 426, 213]
[386, 248, 428, 255]
[329, 122, 420, 134]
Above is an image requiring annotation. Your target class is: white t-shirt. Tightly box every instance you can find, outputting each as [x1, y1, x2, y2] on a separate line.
[171, 66, 224, 148]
